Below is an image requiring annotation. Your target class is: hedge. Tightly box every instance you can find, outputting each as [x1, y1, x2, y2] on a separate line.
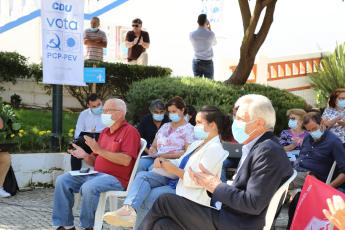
[67, 61, 172, 107]
[28, 60, 172, 108]
[0, 51, 172, 108]
[126, 77, 310, 134]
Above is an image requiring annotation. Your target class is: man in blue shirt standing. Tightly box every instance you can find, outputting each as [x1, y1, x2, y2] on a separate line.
[190, 14, 216, 79]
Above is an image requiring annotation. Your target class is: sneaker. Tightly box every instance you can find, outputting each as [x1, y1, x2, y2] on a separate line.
[103, 205, 136, 227]
[0, 188, 11, 198]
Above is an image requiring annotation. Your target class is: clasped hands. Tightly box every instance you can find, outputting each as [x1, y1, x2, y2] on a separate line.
[67, 136, 101, 159]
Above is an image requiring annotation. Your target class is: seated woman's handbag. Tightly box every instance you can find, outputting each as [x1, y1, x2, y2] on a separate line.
[4, 166, 19, 196]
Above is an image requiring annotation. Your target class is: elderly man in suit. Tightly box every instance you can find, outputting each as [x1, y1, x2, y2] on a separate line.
[138, 94, 293, 230]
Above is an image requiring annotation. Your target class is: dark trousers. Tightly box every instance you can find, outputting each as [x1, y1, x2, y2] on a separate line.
[138, 193, 218, 230]
[192, 59, 214, 79]
[70, 155, 82, 170]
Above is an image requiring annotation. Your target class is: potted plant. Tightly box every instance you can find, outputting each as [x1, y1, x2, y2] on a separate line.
[0, 98, 21, 152]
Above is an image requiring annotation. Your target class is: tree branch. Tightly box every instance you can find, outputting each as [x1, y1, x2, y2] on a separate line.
[262, 0, 274, 7]
[241, 2, 264, 49]
[239, 0, 251, 32]
[253, 0, 277, 54]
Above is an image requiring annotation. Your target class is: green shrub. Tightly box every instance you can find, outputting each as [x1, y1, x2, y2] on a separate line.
[0, 99, 21, 142]
[126, 77, 309, 134]
[0, 52, 30, 83]
[311, 44, 345, 107]
[31, 60, 172, 108]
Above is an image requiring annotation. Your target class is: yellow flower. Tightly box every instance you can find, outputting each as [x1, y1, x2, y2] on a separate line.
[38, 131, 45, 136]
[32, 127, 39, 134]
[68, 133, 74, 137]
[19, 129, 24, 133]
[46, 130, 51, 134]
[10, 134, 15, 138]
[19, 133, 23, 137]
[69, 128, 74, 133]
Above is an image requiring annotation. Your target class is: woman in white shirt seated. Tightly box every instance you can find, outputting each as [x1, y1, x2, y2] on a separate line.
[103, 106, 230, 228]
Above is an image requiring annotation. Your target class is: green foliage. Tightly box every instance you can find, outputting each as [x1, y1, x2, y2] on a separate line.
[31, 60, 172, 108]
[311, 44, 345, 107]
[0, 52, 31, 83]
[126, 77, 309, 133]
[10, 93, 22, 108]
[12, 108, 78, 152]
[65, 61, 171, 108]
[0, 99, 21, 142]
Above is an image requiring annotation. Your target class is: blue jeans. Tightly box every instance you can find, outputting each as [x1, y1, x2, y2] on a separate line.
[123, 171, 175, 228]
[52, 172, 124, 228]
[192, 59, 214, 79]
[136, 157, 154, 174]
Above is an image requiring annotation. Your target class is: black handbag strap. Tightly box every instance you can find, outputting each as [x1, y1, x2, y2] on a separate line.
[135, 32, 142, 46]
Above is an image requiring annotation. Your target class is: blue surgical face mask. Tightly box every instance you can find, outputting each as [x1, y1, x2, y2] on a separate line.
[309, 129, 324, 140]
[90, 27, 98, 32]
[91, 106, 103, 115]
[288, 119, 298, 129]
[338, 100, 345, 109]
[153, 113, 164, 122]
[194, 125, 209, 140]
[101, 114, 115, 127]
[184, 115, 190, 122]
[232, 119, 256, 144]
[169, 113, 180, 123]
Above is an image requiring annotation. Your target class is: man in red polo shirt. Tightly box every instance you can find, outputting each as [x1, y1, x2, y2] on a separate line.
[52, 98, 140, 230]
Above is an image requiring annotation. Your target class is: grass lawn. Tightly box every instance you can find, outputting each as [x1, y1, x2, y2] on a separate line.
[15, 108, 79, 134]
[13, 108, 79, 152]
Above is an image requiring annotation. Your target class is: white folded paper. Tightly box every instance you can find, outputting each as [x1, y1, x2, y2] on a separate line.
[69, 170, 99, 176]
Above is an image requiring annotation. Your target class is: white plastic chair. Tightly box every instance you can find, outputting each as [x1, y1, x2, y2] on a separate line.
[263, 170, 297, 230]
[326, 161, 337, 185]
[74, 138, 147, 230]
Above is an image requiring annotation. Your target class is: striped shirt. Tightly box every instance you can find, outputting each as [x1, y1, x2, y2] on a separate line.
[84, 28, 107, 61]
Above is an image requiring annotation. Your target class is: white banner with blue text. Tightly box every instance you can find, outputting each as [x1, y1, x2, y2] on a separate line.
[41, 0, 85, 85]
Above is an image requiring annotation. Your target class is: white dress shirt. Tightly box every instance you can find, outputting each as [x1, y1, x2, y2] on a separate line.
[232, 134, 264, 180]
[74, 108, 106, 138]
[190, 27, 216, 60]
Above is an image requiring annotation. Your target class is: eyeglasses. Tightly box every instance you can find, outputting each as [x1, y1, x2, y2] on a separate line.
[103, 109, 121, 113]
[132, 24, 140, 27]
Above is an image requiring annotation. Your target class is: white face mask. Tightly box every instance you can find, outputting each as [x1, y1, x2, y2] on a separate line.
[101, 114, 115, 127]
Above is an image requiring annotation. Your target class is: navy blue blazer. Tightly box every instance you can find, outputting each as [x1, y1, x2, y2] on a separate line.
[212, 132, 293, 230]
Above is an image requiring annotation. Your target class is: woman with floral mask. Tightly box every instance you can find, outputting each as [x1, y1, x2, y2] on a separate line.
[136, 97, 195, 173]
[322, 88, 345, 147]
[103, 105, 229, 228]
[279, 109, 308, 153]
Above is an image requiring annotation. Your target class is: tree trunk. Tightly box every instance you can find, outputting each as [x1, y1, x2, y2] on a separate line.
[225, 0, 277, 85]
[225, 46, 256, 85]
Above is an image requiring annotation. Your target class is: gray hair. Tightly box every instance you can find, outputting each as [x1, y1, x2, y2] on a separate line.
[235, 94, 276, 130]
[149, 99, 165, 113]
[106, 98, 127, 115]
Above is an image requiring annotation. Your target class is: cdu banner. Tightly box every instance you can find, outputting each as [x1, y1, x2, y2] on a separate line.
[290, 175, 345, 230]
[41, 0, 85, 86]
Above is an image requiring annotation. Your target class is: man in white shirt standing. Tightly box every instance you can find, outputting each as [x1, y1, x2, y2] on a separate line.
[71, 94, 106, 170]
[190, 14, 216, 79]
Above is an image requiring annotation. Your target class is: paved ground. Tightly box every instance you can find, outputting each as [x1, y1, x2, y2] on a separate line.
[0, 188, 289, 230]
